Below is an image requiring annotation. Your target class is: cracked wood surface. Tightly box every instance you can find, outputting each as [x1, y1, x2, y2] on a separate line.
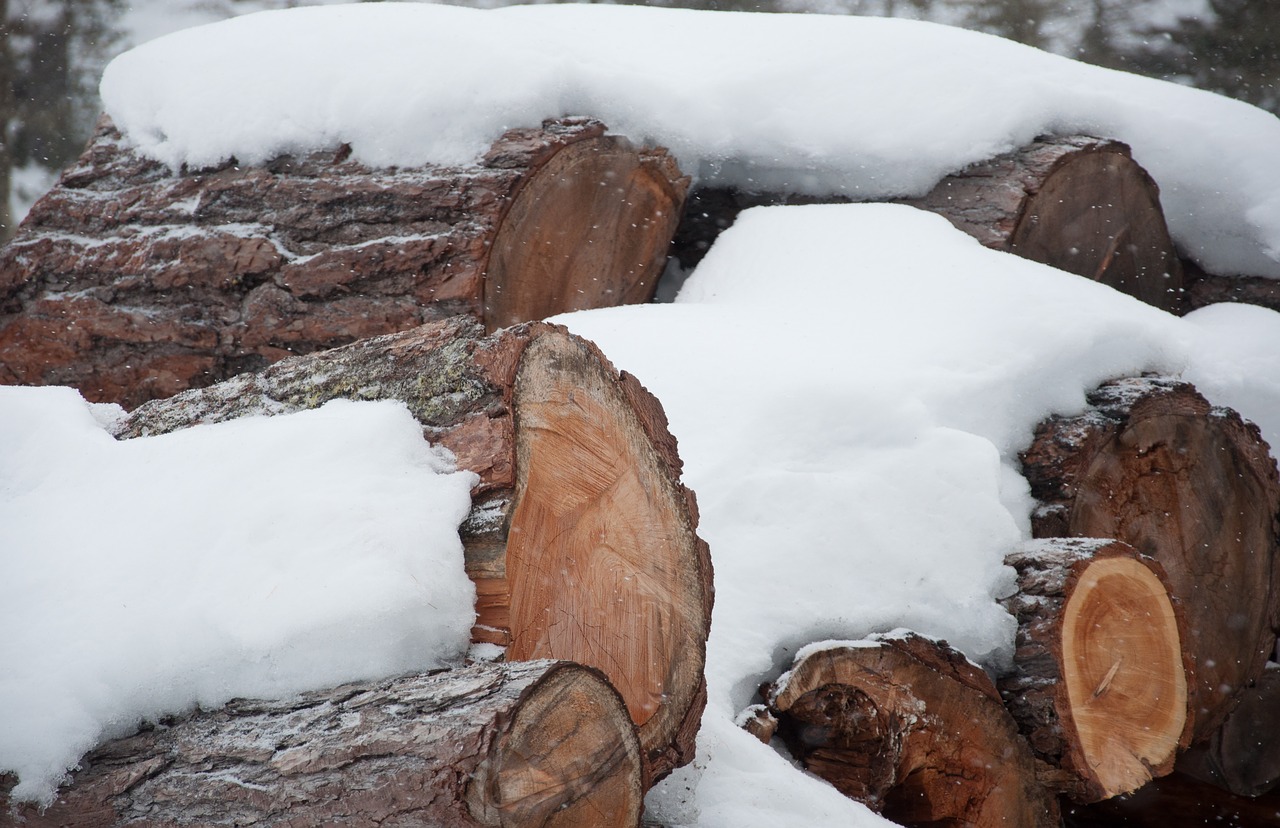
[1022, 376, 1280, 742]
[1000, 538, 1190, 802]
[0, 660, 643, 827]
[768, 633, 1059, 828]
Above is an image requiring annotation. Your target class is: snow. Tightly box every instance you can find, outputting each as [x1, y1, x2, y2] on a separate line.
[99, 3, 1280, 277]
[0, 392, 478, 804]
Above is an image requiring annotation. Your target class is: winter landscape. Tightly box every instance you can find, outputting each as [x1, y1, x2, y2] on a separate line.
[3, 2, 1280, 826]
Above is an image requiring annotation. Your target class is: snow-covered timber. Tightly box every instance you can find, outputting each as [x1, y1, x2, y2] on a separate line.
[1021, 376, 1280, 743]
[0, 660, 644, 828]
[111, 316, 713, 786]
[1185, 265, 1280, 314]
[1177, 663, 1280, 798]
[0, 116, 688, 409]
[767, 633, 1060, 828]
[671, 135, 1184, 313]
[1000, 538, 1190, 802]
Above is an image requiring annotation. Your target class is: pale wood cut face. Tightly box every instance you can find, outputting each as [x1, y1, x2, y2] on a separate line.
[507, 333, 706, 760]
[484, 667, 642, 827]
[1010, 150, 1183, 312]
[1061, 557, 1186, 798]
[483, 138, 681, 331]
[1070, 413, 1275, 737]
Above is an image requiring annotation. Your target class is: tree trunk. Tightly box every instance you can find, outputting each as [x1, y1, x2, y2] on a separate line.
[669, 136, 1185, 313]
[1021, 376, 1280, 742]
[110, 316, 713, 786]
[767, 633, 1060, 828]
[1000, 538, 1191, 802]
[0, 116, 688, 408]
[1177, 663, 1280, 798]
[0, 660, 644, 828]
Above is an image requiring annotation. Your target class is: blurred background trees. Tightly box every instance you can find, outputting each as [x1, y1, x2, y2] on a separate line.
[1, 0, 1276, 240]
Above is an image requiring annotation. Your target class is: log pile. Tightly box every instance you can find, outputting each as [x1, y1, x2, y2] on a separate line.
[0, 116, 687, 408]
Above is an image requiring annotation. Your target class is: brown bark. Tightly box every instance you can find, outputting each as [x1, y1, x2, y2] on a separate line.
[1021, 376, 1280, 742]
[0, 660, 643, 828]
[0, 116, 688, 409]
[111, 316, 712, 786]
[1177, 663, 1280, 798]
[669, 136, 1184, 313]
[767, 633, 1060, 828]
[1000, 538, 1191, 802]
[1185, 255, 1280, 313]
[1063, 770, 1280, 828]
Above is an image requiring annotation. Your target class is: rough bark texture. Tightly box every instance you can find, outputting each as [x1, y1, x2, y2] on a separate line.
[906, 135, 1185, 312]
[0, 660, 643, 828]
[1185, 257, 1280, 313]
[1177, 663, 1280, 798]
[668, 136, 1184, 313]
[110, 316, 712, 787]
[1063, 771, 1280, 828]
[1000, 538, 1190, 802]
[0, 116, 688, 408]
[768, 633, 1060, 828]
[1021, 376, 1280, 742]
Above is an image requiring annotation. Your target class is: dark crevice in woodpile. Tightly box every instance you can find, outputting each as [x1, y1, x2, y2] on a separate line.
[1021, 376, 1280, 743]
[111, 316, 713, 788]
[765, 633, 1060, 828]
[0, 116, 688, 408]
[0, 660, 644, 828]
[668, 135, 1186, 314]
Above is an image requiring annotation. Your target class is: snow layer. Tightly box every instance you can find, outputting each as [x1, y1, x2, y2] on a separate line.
[0, 393, 477, 804]
[100, 3, 1280, 277]
[554, 203, 1203, 826]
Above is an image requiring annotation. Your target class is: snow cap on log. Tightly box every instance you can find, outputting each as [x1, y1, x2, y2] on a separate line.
[111, 316, 713, 787]
[0, 660, 644, 828]
[0, 116, 688, 408]
[1022, 376, 1280, 742]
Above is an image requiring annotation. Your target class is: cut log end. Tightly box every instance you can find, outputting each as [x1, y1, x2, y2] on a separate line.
[1063, 556, 1187, 796]
[769, 634, 1059, 828]
[506, 328, 711, 784]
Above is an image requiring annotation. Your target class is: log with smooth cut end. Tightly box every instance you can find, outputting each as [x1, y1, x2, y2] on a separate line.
[1022, 376, 1280, 742]
[768, 633, 1060, 828]
[1001, 538, 1191, 802]
[0, 661, 643, 828]
[0, 116, 688, 408]
[111, 316, 713, 786]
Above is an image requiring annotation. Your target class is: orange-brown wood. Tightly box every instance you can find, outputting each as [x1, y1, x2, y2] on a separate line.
[1002, 538, 1190, 802]
[769, 634, 1060, 828]
[1022, 377, 1280, 742]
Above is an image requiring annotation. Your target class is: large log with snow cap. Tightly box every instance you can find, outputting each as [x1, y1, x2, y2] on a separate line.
[1000, 538, 1190, 802]
[111, 316, 713, 786]
[766, 633, 1060, 828]
[670, 136, 1184, 312]
[0, 116, 688, 409]
[1021, 376, 1280, 742]
[0, 660, 644, 828]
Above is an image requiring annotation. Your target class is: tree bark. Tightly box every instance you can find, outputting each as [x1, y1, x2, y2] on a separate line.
[110, 316, 713, 786]
[767, 633, 1060, 828]
[1177, 663, 1280, 798]
[0, 660, 644, 828]
[1021, 376, 1280, 742]
[0, 116, 688, 408]
[1000, 538, 1191, 802]
[668, 136, 1185, 313]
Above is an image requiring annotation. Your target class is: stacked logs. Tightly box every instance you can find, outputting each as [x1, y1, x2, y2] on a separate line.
[743, 378, 1280, 828]
[1, 318, 713, 826]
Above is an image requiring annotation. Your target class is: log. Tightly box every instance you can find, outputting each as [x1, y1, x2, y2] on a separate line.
[1185, 258, 1280, 313]
[0, 660, 644, 828]
[111, 315, 713, 786]
[1062, 771, 1280, 828]
[668, 136, 1185, 313]
[1000, 538, 1190, 802]
[1021, 376, 1280, 742]
[1177, 662, 1280, 797]
[767, 633, 1060, 828]
[0, 116, 688, 409]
